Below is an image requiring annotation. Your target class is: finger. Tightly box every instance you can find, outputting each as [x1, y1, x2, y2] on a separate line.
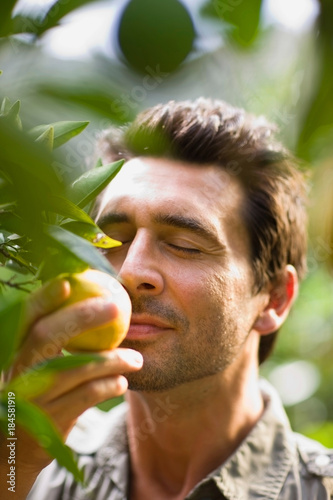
[44, 375, 129, 432]
[13, 296, 120, 373]
[36, 349, 143, 404]
[7, 374, 129, 470]
[23, 278, 71, 331]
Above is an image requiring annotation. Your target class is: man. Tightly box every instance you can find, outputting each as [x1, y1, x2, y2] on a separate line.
[2, 98, 333, 499]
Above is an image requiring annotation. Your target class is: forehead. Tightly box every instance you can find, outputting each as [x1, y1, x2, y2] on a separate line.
[97, 157, 244, 225]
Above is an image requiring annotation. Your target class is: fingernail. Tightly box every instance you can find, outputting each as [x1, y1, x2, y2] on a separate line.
[125, 350, 143, 366]
[49, 278, 70, 300]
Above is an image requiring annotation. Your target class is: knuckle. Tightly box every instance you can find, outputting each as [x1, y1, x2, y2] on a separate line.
[105, 351, 132, 372]
[114, 375, 127, 395]
[87, 380, 108, 401]
[75, 301, 97, 325]
[87, 376, 124, 403]
[108, 350, 122, 364]
[30, 320, 47, 345]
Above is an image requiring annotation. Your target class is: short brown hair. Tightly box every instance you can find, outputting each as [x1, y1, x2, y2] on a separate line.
[96, 98, 308, 363]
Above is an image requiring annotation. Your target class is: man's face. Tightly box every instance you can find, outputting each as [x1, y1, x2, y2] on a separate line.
[96, 157, 266, 391]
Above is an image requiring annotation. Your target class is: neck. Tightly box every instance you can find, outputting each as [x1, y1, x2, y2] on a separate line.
[126, 339, 264, 500]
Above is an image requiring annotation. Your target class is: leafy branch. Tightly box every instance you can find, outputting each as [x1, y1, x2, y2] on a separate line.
[0, 275, 37, 292]
[0, 93, 124, 484]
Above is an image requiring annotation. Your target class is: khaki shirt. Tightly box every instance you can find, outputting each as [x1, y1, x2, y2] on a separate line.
[27, 380, 333, 499]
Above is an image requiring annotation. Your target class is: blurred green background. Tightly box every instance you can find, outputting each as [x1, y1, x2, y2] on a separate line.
[1, 0, 333, 446]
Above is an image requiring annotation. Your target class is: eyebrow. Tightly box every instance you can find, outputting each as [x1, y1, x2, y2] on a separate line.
[96, 212, 130, 229]
[96, 211, 223, 247]
[154, 213, 221, 244]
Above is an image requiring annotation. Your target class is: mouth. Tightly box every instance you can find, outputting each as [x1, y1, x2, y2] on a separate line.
[126, 315, 173, 339]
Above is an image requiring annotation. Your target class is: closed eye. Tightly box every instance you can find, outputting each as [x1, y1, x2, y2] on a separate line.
[168, 244, 201, 254]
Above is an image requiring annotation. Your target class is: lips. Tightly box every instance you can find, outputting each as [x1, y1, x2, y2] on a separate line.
[130, 315, 172, 328]
[126, 315, 173, 339]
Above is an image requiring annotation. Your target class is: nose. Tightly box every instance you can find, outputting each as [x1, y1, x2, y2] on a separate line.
[117, 230, 164, 296]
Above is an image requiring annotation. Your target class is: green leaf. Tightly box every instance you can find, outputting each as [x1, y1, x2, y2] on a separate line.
[200, 0, 263, 47]
[8, 371, 55, 400]
[29, 121, 89, 149]
[11, 13, 44, 36]
[0, 299, 25, 372]
[3, 259, 35, 277]
[2, 247, 35, 273]
[17, 0, 105, 37]
[47, 195, 95, 224]
[94, 157, 103, 168]
[83, 157, 105, 214]
[0, 183, 16, 209]
[37, 81, 132, 124]
[68, 159, 124, 208]
[296, 0, 333, 162]
[5, 100, 21, 127]
[7, 353, 102, 400]
[0, 120, 62, 193]
[44, 224, 115, 275]
[0, 99, 22, 129]
[14, 398, 85, 484]
[0, 1, 18, 36]
[37, 248, 89, 282]
[0, 96, 11, 114]
[35, 126, 54, 151]
[0, 260, 36, 282]
[61, 221, 122, 249]
[35, 353, 104, 371]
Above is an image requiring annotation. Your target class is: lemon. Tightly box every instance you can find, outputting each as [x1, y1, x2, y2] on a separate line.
[60, 269, 131, 352]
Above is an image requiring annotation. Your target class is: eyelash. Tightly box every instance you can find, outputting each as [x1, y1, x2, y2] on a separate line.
[99, 242, 201, 256]
[168, 244, 201, 254]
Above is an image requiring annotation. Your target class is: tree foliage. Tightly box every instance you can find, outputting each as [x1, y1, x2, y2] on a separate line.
[0, 0, 333, 479]
[0, 93, 124, 480]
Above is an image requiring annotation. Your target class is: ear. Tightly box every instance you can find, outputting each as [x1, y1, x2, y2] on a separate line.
[253, 265, 299, 336]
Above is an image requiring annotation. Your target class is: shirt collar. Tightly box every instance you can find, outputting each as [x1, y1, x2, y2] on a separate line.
[196, 379, 298, 499]
[67, 380, 297, 500]
[67, 402, 130, 495]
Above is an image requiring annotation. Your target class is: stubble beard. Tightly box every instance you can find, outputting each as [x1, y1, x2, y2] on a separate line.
[121, 297, 243, 392]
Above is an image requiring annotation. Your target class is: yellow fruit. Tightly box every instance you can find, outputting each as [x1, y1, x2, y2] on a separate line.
[61, 269, 131, 352]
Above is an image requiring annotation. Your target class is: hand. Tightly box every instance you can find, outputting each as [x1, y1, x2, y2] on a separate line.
[0, 277, 142, 495]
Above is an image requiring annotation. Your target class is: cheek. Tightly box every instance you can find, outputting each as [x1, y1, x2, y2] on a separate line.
[169, 267, 231, 323]
[183, 266, 253, 325]
[167, 257, 256, 340]
[201, 273, 235, 320]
